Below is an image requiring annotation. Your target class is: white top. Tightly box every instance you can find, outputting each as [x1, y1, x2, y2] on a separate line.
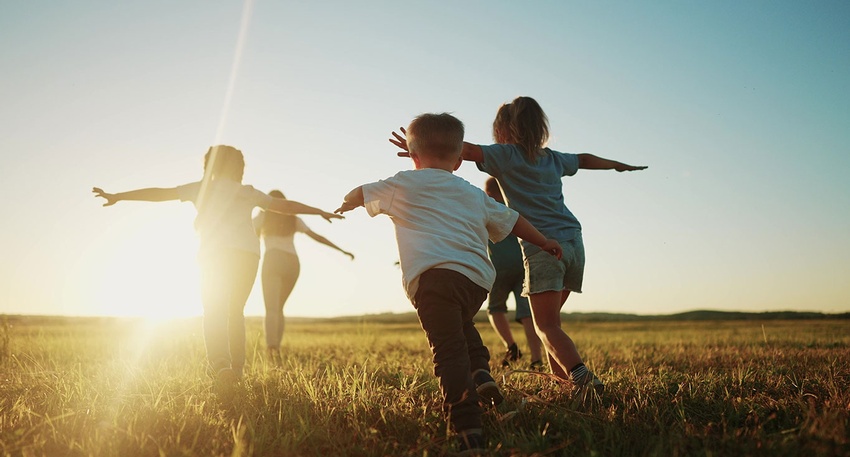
[362, 168, 519, 299]
[253, 213, 309, 255]
[176, 180, 273, 256]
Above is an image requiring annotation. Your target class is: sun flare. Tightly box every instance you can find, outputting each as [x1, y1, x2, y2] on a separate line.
[84, 208, 203, 319]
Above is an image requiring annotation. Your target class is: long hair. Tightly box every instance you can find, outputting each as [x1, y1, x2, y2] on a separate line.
[203, 145, 245, 182]
[194, 145, 245, 230]
[492, 97, 549, 162]
[261, 190, 296, 237]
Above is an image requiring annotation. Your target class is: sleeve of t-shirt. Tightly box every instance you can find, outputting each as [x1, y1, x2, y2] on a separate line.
[483, 194, 520, 243]
[361, 176, 397, 218]
[556, 151, 580, 177]
[247, 186, 275, 210]
[175, 182, 201, 202]
[294, 217, 309, 233]
[476, 144, 512, 178]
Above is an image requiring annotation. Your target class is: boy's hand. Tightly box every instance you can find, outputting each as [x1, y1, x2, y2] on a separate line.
[92, 187, 118, 206]
[615, 163, 648, 172]
[541, 239, 563, 260]
[334, 201, 359, 214]
[390, 127, 410, 158]
[321, 211, 344, 222]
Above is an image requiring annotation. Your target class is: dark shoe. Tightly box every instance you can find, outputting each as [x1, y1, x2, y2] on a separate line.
[529, 359, 545, 371]
[214, 367, 240, 398]
[472, 369, 504, 407]
[267, 347, 281, 367]
[457, 431, 485, 455]
[573, 371, 604, 402]
[500, 343, 522, 367]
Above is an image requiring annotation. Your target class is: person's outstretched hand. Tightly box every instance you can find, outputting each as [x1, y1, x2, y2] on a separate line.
[321, 211, 344, 222]
[390, 127, 410, 158]
[92, 187, 118, 206]
[334, 201, 359, 215]
[541, 239, 563, 260]
[615, 163, 648, 172]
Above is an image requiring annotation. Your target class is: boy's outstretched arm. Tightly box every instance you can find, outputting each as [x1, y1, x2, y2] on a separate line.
[335, 186, 364, 214]
[577, 154, 647, 172]
[92, 187, 180, 206]
[511, 215, 563, 259]
[268, 199, 343, 222]
[390, 127, 484, 162]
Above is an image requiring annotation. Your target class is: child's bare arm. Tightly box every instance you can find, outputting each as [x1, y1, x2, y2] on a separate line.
[460, 142, 484, 162]
[577, 154, 647, 172]
[335, 186, 365, 214]
[511, 216, 563, 259]
[268, 199, 343, 223]
[92, 187, 179, 206]
[390, 127, 484, 162]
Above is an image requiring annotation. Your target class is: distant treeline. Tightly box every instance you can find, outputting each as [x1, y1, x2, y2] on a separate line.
[333, 309, 850, 324]
[2, 310, 848, 326]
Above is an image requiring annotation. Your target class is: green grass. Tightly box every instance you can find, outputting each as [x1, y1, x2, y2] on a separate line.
[1, 315, 848, 456]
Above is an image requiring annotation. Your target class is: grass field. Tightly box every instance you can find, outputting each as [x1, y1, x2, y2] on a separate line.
[1, 314, 848, 456]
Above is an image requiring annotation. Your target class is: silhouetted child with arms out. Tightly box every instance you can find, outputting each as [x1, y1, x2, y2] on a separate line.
[392, 97, 646, 400]
[483, 177, 544, 370]
[337, 113, 561, 454]
[93, 145, 342, 387]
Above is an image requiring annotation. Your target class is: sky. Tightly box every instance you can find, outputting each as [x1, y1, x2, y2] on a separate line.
[1, 1, 848, 319]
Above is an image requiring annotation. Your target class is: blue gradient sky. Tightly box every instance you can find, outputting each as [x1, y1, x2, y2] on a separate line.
[1, 1, 848, 318]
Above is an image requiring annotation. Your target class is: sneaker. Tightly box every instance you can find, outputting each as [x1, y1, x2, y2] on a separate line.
[573, 371, 604, 401]
[215, 367, 240, 397]
[267, 347, 282, 367]
[529, 359, 545, 371]
[500, 343, 522, 367]
[457, 431, 486, 455]
[472, 369, 504, 407]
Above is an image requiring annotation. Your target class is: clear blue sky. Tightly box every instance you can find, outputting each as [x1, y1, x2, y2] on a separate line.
[1, 1, 848, 318]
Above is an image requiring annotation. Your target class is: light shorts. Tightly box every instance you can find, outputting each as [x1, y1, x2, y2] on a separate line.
[522, 232, 585, 296]
[486, 268, 532, 322]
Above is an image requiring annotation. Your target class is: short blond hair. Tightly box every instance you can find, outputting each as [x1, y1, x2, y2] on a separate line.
[406, 113, 464, 160]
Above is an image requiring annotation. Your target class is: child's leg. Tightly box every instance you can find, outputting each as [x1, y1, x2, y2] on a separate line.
[463, 294, 491, 375]
[529, 290, 581, 379]
[514, 279, 543, 363]
[413, 269, 486, 434]
[199, 253, 233, 375]
[486, 272, 516, 349]
[519, 317, 544, 363]
[226, 251, 260, 377]
[261, 251, 300, 349]
[487, 313, 515, 348]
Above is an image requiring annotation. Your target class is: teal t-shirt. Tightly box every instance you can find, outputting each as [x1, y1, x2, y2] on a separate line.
[478, 144, 581, 255]
[488, 234, 524, 273]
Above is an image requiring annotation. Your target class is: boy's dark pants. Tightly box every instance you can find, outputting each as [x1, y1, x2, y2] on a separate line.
[413, 268, 490, 432]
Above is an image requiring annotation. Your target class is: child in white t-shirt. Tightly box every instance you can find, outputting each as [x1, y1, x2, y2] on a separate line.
[335, 113, 561, 453]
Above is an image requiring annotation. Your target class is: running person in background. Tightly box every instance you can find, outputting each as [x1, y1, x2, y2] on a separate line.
[483, 177, 544, 370]
[93, 145, 342, 388]
[254, 189, 354, 365]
